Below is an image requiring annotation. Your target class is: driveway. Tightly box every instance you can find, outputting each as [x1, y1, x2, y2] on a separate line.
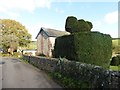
[1, 57, 61, 88]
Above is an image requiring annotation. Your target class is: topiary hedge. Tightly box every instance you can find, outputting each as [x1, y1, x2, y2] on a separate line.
[54, 32, 112, 69]
[65, 16, 93, 33]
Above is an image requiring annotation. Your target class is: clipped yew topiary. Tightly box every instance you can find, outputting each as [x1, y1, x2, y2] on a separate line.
[65, 16, 93, 33]
[65, 16, 78, 33]
[54, 32, 112, 69]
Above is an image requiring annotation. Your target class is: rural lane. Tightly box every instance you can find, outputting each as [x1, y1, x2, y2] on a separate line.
[1, 57, 61, 88]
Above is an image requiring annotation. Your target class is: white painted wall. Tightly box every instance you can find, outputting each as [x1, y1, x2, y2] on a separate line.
[48, 37, 56, 57]
[23, 50, 36, 56]
[49, 37, 56, 49]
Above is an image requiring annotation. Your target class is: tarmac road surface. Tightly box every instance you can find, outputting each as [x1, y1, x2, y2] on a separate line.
[1, 57, 61, 88]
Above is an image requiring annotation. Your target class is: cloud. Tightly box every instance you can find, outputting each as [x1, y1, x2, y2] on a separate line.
[0, 0, 34, 12]
[104, 11, 118, 24]
[0, 0, 52, 14]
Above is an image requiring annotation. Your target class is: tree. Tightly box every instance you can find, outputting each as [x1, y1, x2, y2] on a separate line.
[65, 16, 93, 33]
[0, 19, 31, 51]
[1, 35, 19, 50]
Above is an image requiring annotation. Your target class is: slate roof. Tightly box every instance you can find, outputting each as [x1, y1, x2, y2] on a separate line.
[36, 27, 69, 39]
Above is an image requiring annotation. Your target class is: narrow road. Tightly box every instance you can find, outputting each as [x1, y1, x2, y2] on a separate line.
[0, 57, 2, 90]
[1, 57, 61, 88]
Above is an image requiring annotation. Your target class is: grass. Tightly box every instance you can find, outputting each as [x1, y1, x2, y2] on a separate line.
[110, 65, 120, 71]
[48, 72, 91, 88]
[112, 39, 120, 46]
[112, 39, 120, 55]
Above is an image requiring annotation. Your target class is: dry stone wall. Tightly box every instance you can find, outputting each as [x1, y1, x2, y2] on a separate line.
[23, 55, 120, 88]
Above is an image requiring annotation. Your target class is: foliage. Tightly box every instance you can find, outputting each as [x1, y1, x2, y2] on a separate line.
[13, 52, 21, 57]
[65, 16, 78, 33]
[86, 21, 93, 30]
[23, 55, 119, 88]
[110, 55, 120, 66]
[112, 39, 120, 54]
[77, 19, 91, 32]
[49, 72, 90, 88]
[118, 65, 120, 71]
[54, 32, 112, 69]
[1, 51, 21, 57]
[65, 16, 93, 33]
[110, 66, 119, 71]
[0, 34, 19, 50]
[24, 52, 32, 56]
[1, 53, 9, 57]
[0, 19, 31, 50]
[22, 41, 37, 50]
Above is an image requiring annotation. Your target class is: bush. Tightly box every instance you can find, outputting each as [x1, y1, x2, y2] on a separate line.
[110, 56, 120, 66]
[49, 72, 90, 88]
[54, 32, 112, 69]
[24, 52, 32, 55]
[1, 53, 9, 57]
[37, 53, 46, 57]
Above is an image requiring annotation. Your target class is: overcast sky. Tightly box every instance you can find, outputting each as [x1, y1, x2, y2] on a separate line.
[0, 0, 118, 41]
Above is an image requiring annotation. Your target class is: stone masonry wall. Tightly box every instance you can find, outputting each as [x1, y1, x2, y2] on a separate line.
[23, 55, 120, 88]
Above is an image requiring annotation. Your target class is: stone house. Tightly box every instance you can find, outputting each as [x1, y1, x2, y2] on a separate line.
[36, 27, 69, 57]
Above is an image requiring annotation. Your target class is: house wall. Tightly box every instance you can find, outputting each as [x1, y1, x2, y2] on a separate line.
[37, 31, 59, 57]
[37, 31, 53, 57]
[49, 37, 56, 57]
[37, 33, 41, 54]
[49, 37, 56, 49]
[42, 32, 49, 56]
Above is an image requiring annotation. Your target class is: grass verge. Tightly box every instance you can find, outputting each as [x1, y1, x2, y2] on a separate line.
[110, 65, 120, 71]
[48, 72, 91, 88]
[19, 57, 29, 64]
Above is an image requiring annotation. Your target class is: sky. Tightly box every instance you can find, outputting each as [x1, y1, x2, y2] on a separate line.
[0, 0, 119, 41]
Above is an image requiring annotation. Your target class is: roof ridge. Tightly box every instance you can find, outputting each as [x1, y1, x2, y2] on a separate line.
[36, 27, 70, 39]
[43, 27, 66, 32]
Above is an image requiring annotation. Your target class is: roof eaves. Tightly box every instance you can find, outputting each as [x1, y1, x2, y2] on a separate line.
[35, 27, 50, 39]
[35, 28, 41, 39]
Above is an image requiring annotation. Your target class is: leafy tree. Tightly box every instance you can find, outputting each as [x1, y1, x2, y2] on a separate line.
[65, 16, 93, 33]
[1, 35, 19, 50]
[0, 19, 31, 51]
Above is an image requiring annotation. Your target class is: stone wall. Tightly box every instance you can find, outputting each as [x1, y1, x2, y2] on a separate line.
[23, 55, 120, 88]
[23, 55, 58, 72]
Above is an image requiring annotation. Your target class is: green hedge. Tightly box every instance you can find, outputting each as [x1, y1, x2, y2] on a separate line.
[54, 32, 112, 69]
[110, 55, 120, 66]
